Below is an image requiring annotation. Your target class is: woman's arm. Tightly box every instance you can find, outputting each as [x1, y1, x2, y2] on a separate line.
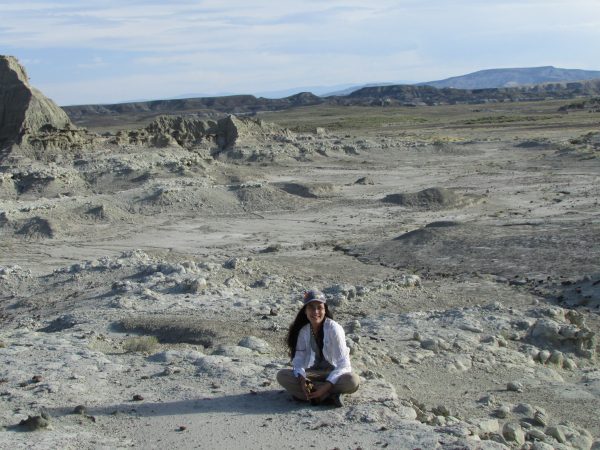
[292, 325, 310, 379]
[324, 321, 352, 384]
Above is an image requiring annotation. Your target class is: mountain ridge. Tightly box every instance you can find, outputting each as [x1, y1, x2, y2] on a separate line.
[419, 66, 600, 90]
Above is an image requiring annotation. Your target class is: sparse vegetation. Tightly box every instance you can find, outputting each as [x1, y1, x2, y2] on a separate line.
[121, 335, 159, 353]
[462, 115, 555, 125]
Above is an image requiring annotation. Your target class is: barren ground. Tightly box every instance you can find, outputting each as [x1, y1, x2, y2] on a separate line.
[1, 101, 599, 449]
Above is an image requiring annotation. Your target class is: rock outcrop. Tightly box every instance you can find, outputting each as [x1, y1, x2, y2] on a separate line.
[0, 55, 72, 148]
[113, 114, 294, 153]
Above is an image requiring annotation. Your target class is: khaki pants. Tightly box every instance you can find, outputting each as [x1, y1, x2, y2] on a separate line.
[276, 368, 360, 401]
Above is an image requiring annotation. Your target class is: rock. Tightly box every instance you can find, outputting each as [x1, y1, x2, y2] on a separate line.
[73, 405, 87, 415]
[537, 350, 551, 363]
[31, 375, 43, 383]
[528, 318, 596, 358]
[18, 415, 49, 431]
[530, 442, 555, 450]
[563, 357, 577, 370]
[147, 350, 185, 363]
[475, 418, 500, 435]
[354, 176, 374, 185]
[132, 394, 144, 401]
[237, 336, 270, 354]
[396, 405, 418, 420]
[431, 405, 451, 417]
[39, 314, 79, 332]
[546, 426, 567, 443]
[514, 402, 535, 416]
[495, 405, 511, 418]
[324, 284, 356, 306]
[420, 337, 450, 353]
[532, 409, 548, 427]
[184, 277, 207, 293]
[503, 422, 525, 445]
[398, 274, 421, 287]
[213, 345, 254, 357]
[161, 366, 182, 376]
[550, 425, 593, 450]
[507, 381, 523, 392]
[526, 428, 548, 442]
[548, 350, 564, 366]
[0, 56, 72, 147]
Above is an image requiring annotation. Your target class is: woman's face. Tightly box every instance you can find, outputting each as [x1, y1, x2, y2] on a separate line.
[305, 301, 326, 327]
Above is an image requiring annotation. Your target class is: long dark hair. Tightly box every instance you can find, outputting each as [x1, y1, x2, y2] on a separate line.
[286, 303, 334, 359]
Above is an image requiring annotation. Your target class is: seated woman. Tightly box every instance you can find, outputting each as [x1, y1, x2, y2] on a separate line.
[276, 289, 359, 407]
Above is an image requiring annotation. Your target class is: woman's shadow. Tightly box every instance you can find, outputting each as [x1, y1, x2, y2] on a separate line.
[44, 389, 317, 420]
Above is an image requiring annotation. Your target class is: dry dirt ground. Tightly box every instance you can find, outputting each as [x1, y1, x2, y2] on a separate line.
[1, 101, 599, 449]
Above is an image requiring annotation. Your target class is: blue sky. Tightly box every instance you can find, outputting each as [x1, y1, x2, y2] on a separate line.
[2, 0, 599, 105]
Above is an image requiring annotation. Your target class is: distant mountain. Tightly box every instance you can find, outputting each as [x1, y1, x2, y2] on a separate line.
[419, 66, 600, 89]
[323, 82, 409, 97]
[335, 79, 600, 106]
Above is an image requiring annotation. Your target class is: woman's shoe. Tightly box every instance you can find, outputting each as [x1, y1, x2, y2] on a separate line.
[330, 393, 344, 408]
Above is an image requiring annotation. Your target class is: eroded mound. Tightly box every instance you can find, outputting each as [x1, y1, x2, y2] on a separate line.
[382, 187, 463, 209]
[275, 182, 337, 198]
[0, 56, 72, 148]
[16, 216, 55, 239]
[231, 183, 309, 211]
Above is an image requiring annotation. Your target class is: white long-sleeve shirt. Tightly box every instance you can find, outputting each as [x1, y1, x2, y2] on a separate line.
[292, 318, 352, 384]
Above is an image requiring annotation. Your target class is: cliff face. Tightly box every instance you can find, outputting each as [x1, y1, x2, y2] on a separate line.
[0, 55, 72, 147]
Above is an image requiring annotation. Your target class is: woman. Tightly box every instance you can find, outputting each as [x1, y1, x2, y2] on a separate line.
[276, 289, 359, 407]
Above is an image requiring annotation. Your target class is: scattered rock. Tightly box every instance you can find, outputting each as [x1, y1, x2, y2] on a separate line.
[503, 422, 525, 445]
[354, 176, 374, 185]
[495, 405, 511, 419]
[532, 409, 548, 427]
[507, 381, 523, 392]
[18, 415, 49, 431]
[237, 336, 270, 354]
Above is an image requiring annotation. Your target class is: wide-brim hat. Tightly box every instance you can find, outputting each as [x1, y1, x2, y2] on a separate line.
[303, 289, 326, 305]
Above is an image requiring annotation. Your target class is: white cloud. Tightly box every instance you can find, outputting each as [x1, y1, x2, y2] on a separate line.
[3, 0, 599, 104]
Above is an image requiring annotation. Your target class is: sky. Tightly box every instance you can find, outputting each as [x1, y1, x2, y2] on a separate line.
[2, 0, 600, 106]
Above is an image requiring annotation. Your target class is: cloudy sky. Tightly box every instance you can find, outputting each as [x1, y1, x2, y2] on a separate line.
[2, 0, 600, 105]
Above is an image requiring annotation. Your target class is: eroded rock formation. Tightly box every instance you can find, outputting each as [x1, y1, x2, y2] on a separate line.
[0, 56, 71, 146]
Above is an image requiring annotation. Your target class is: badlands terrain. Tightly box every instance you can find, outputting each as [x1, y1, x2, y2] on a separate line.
[1, 56, 600, 449]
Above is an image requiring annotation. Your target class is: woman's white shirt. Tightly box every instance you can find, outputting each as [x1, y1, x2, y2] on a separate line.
[292, 318, 351, 384]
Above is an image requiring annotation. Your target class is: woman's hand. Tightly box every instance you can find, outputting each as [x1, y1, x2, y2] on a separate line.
[298, 375, 310, 400]
[307, 381, 333, 401]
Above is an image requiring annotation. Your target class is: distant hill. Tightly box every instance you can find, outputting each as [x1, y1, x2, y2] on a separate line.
[419, 66, 600, 89]
[63, 77, 600, 125]
[322, 82, 413, 97]
[64, 92, 323, 121]
[337, 79, 600, 106]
